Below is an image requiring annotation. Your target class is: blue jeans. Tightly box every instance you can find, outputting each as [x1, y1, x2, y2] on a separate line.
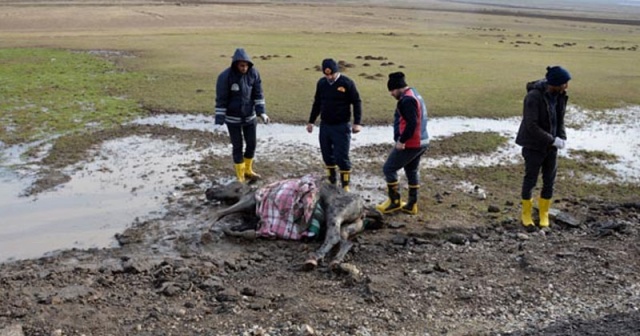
[319, 122, 352, 171]
[227, 119, 257, 164]
[383, 145, 428, 185]
[521, 147, 558, 199]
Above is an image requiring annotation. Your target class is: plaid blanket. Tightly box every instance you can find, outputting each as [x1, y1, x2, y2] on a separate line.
[254, 174, 322, 240]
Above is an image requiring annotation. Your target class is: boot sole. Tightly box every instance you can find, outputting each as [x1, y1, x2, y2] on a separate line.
[376, 206, 403, 214]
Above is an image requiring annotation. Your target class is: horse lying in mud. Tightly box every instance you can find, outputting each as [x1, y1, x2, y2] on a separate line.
[206, 175, 383, 270]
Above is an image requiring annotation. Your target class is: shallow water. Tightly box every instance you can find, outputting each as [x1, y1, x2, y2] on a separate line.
[1, 106, 639, 261]
[0, 136, 201, 261]
[134, 106, 640, 180]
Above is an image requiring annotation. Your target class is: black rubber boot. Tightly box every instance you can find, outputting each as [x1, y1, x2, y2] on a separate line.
[325, 165, 337, 186]
[376, 182, 404, 214]
[401, 185, 419, 214]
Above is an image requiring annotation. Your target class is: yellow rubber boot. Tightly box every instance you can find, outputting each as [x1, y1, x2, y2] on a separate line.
[376, 182, 405, 214]
[243, 157, 261, 180]
[234, 163, 246, 183]
[521, 199, 534, 227]
[538, 197, 551, 228]
[340, 170, 351, 192]
[401, 185, 419, 215]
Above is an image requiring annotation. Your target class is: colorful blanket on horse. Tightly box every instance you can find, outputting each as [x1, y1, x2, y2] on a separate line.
[254, 174, 322, 240]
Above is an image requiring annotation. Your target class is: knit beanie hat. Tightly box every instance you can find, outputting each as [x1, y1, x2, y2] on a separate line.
[545, 66, 571, 86]
[387, 72, 408, 91]
[322, 58, 339, 75]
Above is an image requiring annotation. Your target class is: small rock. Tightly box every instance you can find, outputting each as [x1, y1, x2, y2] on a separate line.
[300, 324, 316, 335]
[122, 258, 154, 274]
[336, 263, 363, 281]
[241, 287, 257, 297]
[216, 288, 240, 302]
[556, 251, 576, 258]
[200, 277, 225, 292]
[469, 234, 481, 243]
[413, 238, 429, 245]
[51, 330, 62, 336]
[434, 263, 448, 273]
[224, 260, 238, 271]
[488, 205, 500, 213]
[162, 283, 181, 297]
[516, 233, 530, 241]
[447, 233, 467, 245]
[0, 324, 24, 336]
[388, 222, 406, 229]
[391, 235, 408, 245]
[555, 211, 581, 227]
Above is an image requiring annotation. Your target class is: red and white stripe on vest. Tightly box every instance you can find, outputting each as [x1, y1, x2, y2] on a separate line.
[398, 88, 429, 148]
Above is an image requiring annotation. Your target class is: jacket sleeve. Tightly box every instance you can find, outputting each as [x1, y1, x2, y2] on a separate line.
[523, 92, 554, 145]
[308, 80, 322, 124]
[251, 69, 266, 115]
[349, 80, 362, 125]
[215, 71, 229, 118]
[556, 96, 568, 140]
[398, 97, 418, 144]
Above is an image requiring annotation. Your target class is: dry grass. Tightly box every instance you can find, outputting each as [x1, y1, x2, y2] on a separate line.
[1, 2, 640, 124]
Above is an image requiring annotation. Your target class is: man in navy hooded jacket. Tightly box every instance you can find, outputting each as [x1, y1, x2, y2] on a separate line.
[215, 48, 269, 182]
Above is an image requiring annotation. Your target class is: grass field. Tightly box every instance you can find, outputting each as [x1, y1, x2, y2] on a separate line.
[1, 2, 640, 145]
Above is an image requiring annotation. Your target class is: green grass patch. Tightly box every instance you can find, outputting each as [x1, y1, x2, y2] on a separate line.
[115, 29, 640, 123]
[568, 148, 619, 163]
[429, 131, 508, 157]
[0, 48, 145, 145]
[2, 6, 640, 137]
[427, 158, 638, 205]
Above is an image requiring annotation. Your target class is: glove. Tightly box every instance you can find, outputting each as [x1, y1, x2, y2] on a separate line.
[552, 137, 565, 149]
[260, 114, 270, 124]
[215, 114, 225, 125]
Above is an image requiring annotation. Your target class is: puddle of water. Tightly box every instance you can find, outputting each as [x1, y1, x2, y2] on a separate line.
[134, 106, 640, 181]
[2, 106, 639, 262]
[0, 135, 201, 262]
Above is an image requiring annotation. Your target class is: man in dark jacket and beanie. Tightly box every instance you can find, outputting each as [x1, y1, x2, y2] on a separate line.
[215, 48, 270, 183]
[307, 58, 362, 192]
[515, 65, 571, 228]
[376, 72, 429, 215]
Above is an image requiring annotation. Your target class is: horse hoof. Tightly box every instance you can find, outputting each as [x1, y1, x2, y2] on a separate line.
[302, 258, 318, 271]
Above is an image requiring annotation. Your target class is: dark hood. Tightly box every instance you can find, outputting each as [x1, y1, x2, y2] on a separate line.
[231, 48, 254, 69]
[526, 79, 547, 93]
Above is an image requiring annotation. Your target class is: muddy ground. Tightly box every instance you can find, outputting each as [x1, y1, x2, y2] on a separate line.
[1, 0, 639, 333]
[1, 123, 640, 336]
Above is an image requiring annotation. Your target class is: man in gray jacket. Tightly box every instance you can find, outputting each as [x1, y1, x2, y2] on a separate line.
[215, 48, 270, 182]
[515, 65, 571, 229]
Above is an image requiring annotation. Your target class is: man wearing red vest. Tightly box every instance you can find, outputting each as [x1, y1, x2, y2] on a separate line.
[376, 72, 429, 214]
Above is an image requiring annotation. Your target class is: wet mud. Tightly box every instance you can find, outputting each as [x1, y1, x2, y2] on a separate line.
[1, 111, 640, 335]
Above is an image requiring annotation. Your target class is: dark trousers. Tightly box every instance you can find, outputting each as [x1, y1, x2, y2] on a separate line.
[383, 145, 428, 185]
[319, 122, 352, 171]
[227, 120, 257, 164]
[521, 147, 558, 200]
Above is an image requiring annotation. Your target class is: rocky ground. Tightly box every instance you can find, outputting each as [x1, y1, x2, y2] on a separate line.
[1, 146, 639, 335]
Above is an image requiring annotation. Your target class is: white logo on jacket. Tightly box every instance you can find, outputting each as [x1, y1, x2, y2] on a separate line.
[231, 83, 240, 91]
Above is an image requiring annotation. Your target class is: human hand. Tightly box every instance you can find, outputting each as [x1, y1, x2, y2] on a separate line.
[214, 114, 225, 125]
[395, 141, 405, 150]
[352, 124, 362, 134]
[306, 123, 314, 133]
[552, 137, 565, 149]
[260, 114, 270, 124]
